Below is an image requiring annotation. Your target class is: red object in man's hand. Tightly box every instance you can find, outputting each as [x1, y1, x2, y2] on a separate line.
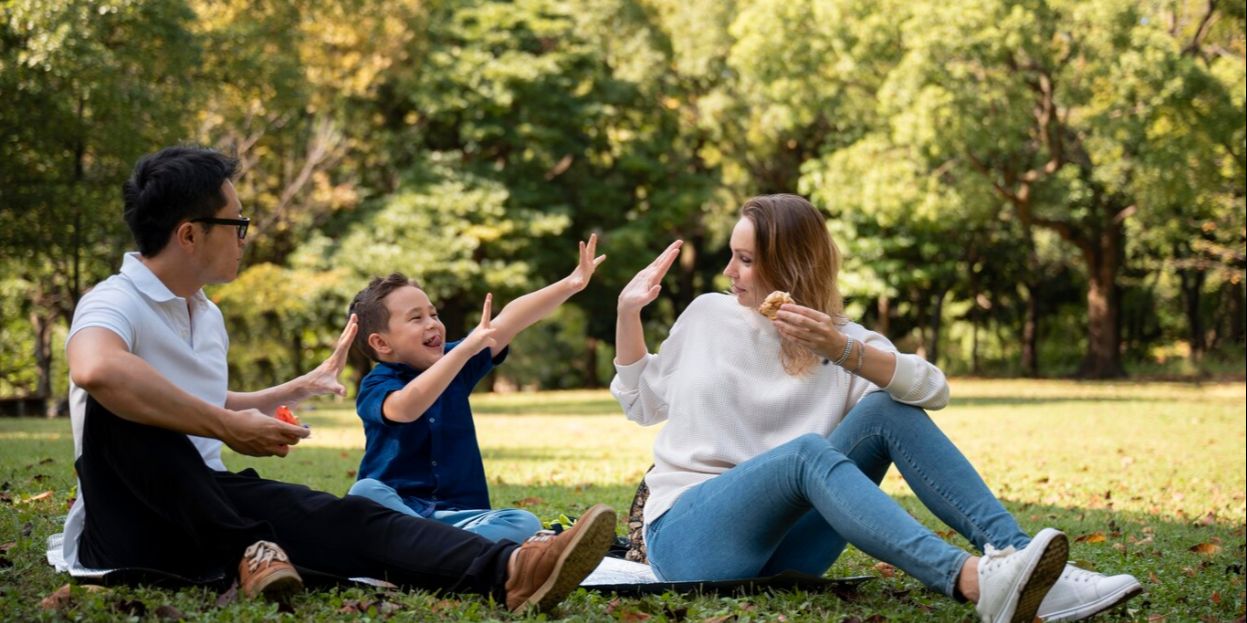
[275, 405, 302, 426]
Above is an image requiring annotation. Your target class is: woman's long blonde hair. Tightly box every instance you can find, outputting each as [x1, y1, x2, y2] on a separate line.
[741, 194, 844, 375]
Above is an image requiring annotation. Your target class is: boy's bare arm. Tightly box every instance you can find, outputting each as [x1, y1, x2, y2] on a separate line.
[226, 314, 358, 414]
[490, 234, 606, 355]
[383, 295, 498, 423]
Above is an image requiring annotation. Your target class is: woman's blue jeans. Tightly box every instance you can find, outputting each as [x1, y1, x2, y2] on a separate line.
[645, 392, 1030, 596]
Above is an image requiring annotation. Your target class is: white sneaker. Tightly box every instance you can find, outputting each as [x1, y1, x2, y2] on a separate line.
[1037, 564, 1143, 622]
[976, 528, 1069, 623]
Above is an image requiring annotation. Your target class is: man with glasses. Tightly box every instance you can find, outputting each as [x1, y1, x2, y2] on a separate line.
[61, 146, 615, 612]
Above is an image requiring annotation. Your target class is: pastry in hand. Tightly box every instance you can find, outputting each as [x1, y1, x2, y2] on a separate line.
[758, 291, 793, 319]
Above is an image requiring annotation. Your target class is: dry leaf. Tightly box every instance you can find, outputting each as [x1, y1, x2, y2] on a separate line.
[701, 616, 735, 623]
[155, 604, 185, 621]
[1076, 532, 1107, 543]
[874, 562, 896, 578]
[1189, 542, 1222, 555]
[1210, 591, 1221, 604]
[1147, 615, 1166, 623]
[514, 496, 544, 507]
[620, 612, 653, 622]
[19, 491, 53, 505]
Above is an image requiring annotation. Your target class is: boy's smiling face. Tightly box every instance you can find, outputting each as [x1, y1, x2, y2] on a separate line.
[369, 285, 446, 370]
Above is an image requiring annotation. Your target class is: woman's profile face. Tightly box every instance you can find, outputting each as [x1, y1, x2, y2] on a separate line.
[723, 217, 766, 308]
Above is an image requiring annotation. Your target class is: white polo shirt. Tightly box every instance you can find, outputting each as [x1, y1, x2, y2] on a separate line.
[59, 252, 231, 569]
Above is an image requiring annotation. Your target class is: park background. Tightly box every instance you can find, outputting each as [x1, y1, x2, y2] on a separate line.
[0, 1, 1245, 621]
[1, 0, 1244, 412]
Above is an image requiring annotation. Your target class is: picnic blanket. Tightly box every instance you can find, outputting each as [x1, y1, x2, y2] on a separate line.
[48, 532, 871, 596]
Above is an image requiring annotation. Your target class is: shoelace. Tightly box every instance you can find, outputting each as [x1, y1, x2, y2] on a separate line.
[244, 541, 289, 573]
[525, 529, 558, 544]
[980, 544, 1019, 570]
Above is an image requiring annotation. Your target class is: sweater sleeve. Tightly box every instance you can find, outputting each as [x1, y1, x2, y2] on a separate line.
[610, 308, 693, 427]
[860, 329, 950, 410]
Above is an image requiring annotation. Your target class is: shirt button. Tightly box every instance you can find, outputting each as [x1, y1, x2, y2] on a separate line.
[431, 460, 438, 467]
[430, 417, 436, 423]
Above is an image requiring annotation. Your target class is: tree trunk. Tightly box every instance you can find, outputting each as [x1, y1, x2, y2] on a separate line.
[582, 336, 601, 388]
[1077, 225, 1125, 378]
[1178, 265, 1205, 361]
[1228, 281, 1245, 345]
[970, 315, 979, 375]
[1020, 282, 1040, 377]
[928, 289, 946, 366]
[876, 295, 891, 336]
[31, 310, 53, 415]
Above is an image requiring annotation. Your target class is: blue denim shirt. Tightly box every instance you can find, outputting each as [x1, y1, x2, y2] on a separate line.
[355, 340, 507, 516]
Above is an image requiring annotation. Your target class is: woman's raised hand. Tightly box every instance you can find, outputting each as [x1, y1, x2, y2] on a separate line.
[618, 240, 683, 314]
[773, 303, 848, 361]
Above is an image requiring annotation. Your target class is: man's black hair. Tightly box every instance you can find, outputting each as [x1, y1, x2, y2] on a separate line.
[122, 146, 239, 256]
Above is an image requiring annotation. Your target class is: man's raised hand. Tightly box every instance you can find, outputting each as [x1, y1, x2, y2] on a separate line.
[298, 313, 359, 400]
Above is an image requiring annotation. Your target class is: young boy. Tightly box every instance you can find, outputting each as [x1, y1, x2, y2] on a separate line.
[346, 236, 605, 543]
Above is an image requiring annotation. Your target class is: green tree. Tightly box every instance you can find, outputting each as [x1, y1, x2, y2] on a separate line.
[0, 0, 199, 406]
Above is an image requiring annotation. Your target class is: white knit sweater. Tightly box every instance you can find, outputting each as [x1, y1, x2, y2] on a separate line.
[611, 293, 950, 529]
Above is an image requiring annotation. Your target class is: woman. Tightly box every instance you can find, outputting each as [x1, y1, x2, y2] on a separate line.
[611, 195, 1141, 623]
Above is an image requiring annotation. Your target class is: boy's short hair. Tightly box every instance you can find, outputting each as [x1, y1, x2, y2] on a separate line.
[349, 273, 421, 361]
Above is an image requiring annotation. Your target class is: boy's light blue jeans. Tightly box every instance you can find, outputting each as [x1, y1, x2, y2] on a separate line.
[347, 479, 542, 544]
[645, 392, 1031, 596]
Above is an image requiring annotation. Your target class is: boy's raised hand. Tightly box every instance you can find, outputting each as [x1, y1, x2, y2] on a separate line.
[465, 293, 498, 355]
[564, 233, 607, 292]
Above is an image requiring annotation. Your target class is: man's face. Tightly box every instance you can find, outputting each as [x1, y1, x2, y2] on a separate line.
[198, 180, 247, 284]
[372, 285, 447, 370]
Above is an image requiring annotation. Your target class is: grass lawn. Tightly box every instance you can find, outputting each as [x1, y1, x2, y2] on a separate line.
[1, 379, 1243, 621]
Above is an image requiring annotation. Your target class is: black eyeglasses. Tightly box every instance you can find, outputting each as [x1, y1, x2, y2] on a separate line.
[191, 217, 250, 240]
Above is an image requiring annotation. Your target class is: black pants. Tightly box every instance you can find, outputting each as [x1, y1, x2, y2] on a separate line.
[76, 396, 516, 600]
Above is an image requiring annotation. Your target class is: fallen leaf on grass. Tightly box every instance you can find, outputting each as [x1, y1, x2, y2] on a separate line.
[1076, 532, 1107, 543]
[155, 604, 185, 621]
[873, 562, 896, 578]
[1147, 615, 1166, 623]
[339, 599, 399, 617]
[700, 615, 734, 623]
[1197, 513, 1217, 527]
[111, 598, 146, 617]
[513, 496, 544, 507]
[1210, 591, 1221, 604]
[1190, 542, 1222, 555]
[215, 582, 238, 607]
[18, 491, 52, 505]
[39, 584, 108, 610]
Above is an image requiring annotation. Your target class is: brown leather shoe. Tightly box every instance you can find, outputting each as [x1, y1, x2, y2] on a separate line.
[239, 540, 303, 602]
[505, 503, 615, 613]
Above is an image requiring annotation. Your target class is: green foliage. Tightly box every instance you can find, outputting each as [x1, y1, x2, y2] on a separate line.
[2, 0, 1244, 398]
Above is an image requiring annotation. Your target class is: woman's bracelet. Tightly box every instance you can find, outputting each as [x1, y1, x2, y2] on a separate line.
[852, 340, 866, 375]
[831, 336, 855, 367]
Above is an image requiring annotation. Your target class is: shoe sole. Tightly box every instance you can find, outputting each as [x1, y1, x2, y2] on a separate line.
[253, 568, 304, 605]
[1007, 530, 1069, 623]
[516, 503, 616, 614]
[1040, 581, 1144, 622]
